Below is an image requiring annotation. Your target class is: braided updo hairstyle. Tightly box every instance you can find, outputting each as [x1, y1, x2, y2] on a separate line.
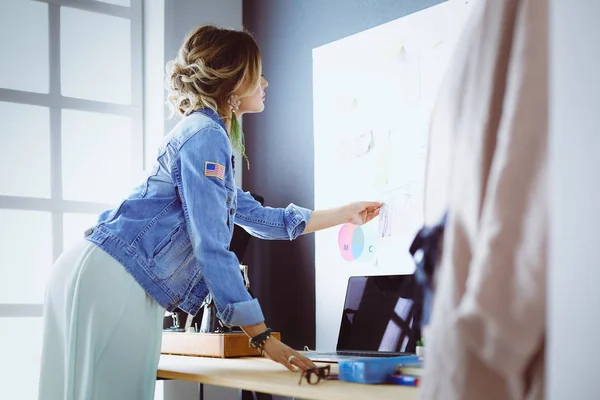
[165, 25, 261, 159]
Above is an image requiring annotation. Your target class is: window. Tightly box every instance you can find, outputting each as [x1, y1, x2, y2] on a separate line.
[0, 1, 143, 398]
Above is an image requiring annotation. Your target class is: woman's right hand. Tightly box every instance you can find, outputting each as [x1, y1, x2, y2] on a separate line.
[262, 336, 317, 372]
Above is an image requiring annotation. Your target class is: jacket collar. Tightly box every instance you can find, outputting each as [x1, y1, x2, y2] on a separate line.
[194, 108, 227, 132]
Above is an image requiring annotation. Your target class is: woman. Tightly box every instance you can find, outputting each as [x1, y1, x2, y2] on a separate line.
[38, 25, 381, 399]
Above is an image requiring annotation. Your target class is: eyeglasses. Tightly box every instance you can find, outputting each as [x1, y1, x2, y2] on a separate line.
[298, 365, 339, 385]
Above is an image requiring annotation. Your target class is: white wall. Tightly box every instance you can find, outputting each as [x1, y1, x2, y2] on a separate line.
[548, 1, 600, 399]
[143, 0, 165, 170]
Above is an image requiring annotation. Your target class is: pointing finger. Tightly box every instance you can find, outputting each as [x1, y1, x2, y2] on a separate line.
[361, 201, 384, 209]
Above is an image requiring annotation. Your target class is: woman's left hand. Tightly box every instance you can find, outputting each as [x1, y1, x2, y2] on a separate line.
[344, 201, 383, 225]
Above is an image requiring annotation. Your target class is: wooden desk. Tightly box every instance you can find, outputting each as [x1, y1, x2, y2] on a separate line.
[158, 355, 419, 400]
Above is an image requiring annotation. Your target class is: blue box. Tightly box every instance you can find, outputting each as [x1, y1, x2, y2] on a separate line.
[338, 356, 422, 384]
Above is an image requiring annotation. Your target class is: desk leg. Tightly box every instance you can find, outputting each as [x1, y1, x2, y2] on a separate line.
[241, 390, 273, 400]
[241, 390, 254, 400]
[198, 383, 204, 400]
[241, 390, 253, 400]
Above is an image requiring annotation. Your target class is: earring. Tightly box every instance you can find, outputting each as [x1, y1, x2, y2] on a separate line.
[228, 95, 241, 112]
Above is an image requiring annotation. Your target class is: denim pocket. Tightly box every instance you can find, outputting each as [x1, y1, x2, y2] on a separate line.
[152, 223, 193, 279]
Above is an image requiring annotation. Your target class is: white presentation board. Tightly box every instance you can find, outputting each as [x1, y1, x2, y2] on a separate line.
[312, 0, 475, 350]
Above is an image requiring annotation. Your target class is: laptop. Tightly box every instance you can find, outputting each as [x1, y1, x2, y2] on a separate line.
[305, 274, 421, 363]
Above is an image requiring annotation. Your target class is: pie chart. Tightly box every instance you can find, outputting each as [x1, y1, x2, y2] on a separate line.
[338, 223, 376, 262]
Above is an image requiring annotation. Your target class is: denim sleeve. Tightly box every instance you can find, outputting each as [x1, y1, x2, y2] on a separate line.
[234, 187, 312, 240]
[174, 127, 264, 327]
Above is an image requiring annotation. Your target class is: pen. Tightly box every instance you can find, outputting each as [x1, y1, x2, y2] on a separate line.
[387, 374, 420, 387]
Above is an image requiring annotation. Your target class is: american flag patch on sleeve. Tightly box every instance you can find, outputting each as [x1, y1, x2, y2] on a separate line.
[204, 162, 225, 180]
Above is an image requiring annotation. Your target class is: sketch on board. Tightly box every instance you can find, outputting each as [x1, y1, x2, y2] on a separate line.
[339, 128, 375, 159]
[379, 203, 392, 238]
[378, 182, 422, 239]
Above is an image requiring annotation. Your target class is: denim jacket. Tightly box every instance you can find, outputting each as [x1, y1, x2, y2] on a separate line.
[86, 108, 311, 327]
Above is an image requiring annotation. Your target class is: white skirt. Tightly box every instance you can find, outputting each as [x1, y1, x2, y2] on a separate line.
[38, 239, 165, 400]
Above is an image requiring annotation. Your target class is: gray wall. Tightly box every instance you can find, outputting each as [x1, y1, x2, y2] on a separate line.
[548, 0, 600, 398]
[242, 0, 445, 350]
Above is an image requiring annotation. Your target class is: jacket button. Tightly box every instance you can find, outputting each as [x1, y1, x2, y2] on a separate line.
[84, 228, 93, 237]
[229, 208, 235, 215]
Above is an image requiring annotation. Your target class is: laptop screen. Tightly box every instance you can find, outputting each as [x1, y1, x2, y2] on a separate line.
[336, 275, 421, 353]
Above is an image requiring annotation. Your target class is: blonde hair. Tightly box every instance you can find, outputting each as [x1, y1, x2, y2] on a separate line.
[165, 25, 261, 157]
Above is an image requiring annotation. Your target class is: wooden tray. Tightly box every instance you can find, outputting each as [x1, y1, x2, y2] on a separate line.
[161, 331, 281, 358]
